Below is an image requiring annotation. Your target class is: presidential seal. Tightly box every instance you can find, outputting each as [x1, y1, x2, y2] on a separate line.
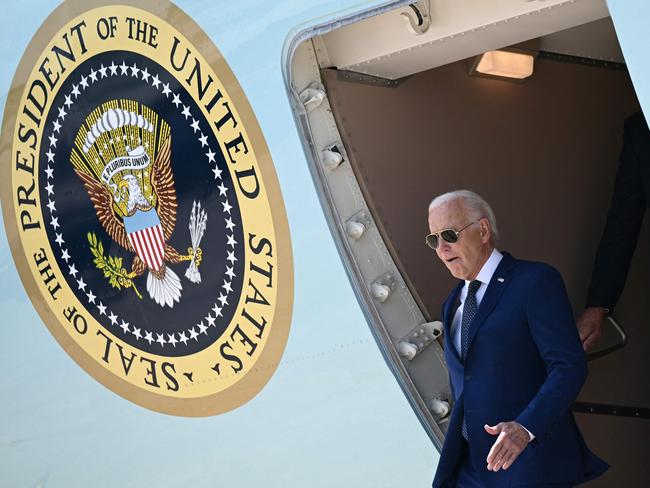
[0, 0, 293, 415]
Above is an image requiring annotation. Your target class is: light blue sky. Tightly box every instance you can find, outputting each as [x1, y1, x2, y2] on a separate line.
[0, 1, 435, 487]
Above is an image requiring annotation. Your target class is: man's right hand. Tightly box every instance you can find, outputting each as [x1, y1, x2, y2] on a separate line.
[577, 307, 607, 351]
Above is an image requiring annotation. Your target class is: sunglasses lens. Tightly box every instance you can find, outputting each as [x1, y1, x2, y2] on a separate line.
[426, 228, 462, 249]
[426, 234, 439, 249]
[441, 229, 458, 244]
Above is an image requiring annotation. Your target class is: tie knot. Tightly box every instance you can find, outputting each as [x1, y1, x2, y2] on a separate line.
[468, 280, 481, 295]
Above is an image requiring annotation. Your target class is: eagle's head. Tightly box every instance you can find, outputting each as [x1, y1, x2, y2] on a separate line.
[120, 174, 152, 214]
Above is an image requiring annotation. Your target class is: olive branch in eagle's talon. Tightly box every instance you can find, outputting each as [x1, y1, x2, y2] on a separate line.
[87, 232, 143, 299]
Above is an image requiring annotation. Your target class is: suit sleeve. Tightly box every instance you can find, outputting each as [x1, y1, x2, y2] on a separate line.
[441, 300, 456, 400]
[586, 114, 648, 310]
[515, 266, 587, 440]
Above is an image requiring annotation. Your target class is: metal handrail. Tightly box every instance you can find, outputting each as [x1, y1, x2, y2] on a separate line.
[573, 401, 650, 419]
[585, 314, 628, 362]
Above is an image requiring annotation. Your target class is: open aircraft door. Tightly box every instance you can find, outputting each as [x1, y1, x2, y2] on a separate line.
[286, 0, 650, 485]
[608, 0, 650, 117]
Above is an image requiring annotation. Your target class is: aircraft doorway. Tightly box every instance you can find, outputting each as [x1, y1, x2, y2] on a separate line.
[287, 2, 650, 486]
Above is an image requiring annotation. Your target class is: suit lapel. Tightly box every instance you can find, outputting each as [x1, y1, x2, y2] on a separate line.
[442, 281, 464, 363]
[443, 281, 463, 334]
[465, 252, 516, 356]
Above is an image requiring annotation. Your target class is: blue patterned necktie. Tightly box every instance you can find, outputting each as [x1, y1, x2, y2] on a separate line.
[461, 280, 482, 360]
[461, 279, 481, 440]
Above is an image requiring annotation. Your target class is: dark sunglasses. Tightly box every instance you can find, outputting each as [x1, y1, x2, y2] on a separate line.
[425, 221, 477, 249]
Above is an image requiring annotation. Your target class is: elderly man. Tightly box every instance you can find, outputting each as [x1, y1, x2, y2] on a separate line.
[428, 190, 607, 488]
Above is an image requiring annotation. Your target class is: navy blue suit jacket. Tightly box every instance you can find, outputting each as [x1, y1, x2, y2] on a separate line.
[432, 253, 608, 488]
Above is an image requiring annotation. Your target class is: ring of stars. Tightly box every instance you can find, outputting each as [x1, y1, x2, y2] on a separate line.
[42, 57, 243, 350]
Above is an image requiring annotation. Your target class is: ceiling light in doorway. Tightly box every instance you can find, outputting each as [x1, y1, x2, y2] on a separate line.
[470, 50, 535, 81]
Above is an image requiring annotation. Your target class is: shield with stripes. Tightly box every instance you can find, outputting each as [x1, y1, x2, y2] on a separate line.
[123, 209, 166, 272]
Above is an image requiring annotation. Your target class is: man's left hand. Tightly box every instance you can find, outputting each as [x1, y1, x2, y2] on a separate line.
[577, 307, 606, 351]
[484, 422, 530, 471]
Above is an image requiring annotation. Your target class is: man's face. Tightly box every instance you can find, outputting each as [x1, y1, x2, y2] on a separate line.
[427, 200, 491, 281]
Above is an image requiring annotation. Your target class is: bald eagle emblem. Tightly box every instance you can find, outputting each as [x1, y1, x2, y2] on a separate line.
[71, 100, 207, 308]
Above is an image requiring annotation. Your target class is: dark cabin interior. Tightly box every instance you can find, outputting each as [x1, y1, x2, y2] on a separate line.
[321, 52, 650, 486]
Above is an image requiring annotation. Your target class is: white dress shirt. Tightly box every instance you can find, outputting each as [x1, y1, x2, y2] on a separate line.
[450, 248, 503, 355]
[450, 248, 535, 440]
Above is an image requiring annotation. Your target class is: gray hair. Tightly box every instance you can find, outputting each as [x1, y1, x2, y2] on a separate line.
[428, 190, 499, 245]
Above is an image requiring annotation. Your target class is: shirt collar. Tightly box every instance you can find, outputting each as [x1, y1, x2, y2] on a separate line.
[465, 248, 503, 287]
